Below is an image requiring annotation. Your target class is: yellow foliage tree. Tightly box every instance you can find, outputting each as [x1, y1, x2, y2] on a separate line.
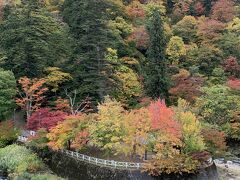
[175, 99, 205, 153]
[121, 107, 151, 157]
[166, 36, 186, 64]
[90, 96, 126, 155]
[44, 67, 72, 92]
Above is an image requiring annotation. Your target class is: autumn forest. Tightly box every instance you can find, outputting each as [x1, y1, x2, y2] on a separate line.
[0, 0, 240, 179]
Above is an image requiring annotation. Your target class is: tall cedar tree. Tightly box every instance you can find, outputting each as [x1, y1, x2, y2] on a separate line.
[145, 8, 169, 100]
[62, 0, 124, 102]
[0, 0, 70, 78]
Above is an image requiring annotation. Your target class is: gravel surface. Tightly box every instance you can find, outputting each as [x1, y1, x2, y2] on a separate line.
[217, 163, 240, 180]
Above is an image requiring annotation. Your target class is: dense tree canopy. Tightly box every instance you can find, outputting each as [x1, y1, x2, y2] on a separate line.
[0, 0, 71, 78]
[0, 69, 16, 120]
[1, 0, 240, 176]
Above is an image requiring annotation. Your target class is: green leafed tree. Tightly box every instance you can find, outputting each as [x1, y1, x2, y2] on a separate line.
[166, 36, 186, 65]
[62, 0, 127, 102]
[145, 6, 169, 100]
[186, 44, 223, 76]
[196, 85, 240, 126]
[218, 32, 240, 61]
[175, 99, 205, 154]
[172, 16, 198, 43]
[0, 0, 71, 78]
[0, 68, 16, 120]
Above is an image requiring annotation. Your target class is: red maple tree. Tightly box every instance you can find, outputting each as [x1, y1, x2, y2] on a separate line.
[27, 108, 67, 131]
[223, 56, 240, 77]
[169, 69, 205, 103]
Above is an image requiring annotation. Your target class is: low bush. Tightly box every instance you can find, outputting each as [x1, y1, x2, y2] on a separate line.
[17, 172, 64, 180]
[0, 121, 19, 148]
[0, 144, 44, 176]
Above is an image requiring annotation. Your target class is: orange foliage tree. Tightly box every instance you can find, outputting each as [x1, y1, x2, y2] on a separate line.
[148, 99, 182, 161]
[127, 26, 149, 50]
[149, 99, 181, 139]
[126, 1, 145, 19]
[197, 18, 226, 41]
[144, 99, 201, 176]
[227, 78, 240, 91]
[16, 77, 48, 118]
[223, 56, 240, 77]
[54, 97, 71, 113]
[47, 115, 91, 150]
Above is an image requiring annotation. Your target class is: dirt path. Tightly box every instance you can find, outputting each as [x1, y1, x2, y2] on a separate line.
[217, 164, 240, 180]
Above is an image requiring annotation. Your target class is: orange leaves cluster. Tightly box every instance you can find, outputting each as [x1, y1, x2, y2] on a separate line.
[71, 130, 90, 150]
[144, 154, 199, 176]
[227, 78, 240, 91]
[54, 97, 71, 113]
[194, 1, 205, 16]
[202, 128, 227, 156]
[122, 107, 151, 156]
[16, 77, 48, 118]
[149, 99, 181, 139]
[223, 56, 240, 77]
[211, 0, 235, 23]
[197, 18, 226, 41]
[47, 115, 90, 150]
[126, 1, 145, 19]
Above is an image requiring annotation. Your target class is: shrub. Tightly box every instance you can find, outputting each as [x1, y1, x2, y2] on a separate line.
[27, 129, 49, 149]
[144, 154, 200, 176]
[17, 172, 64, 180]
[0, 144, 44, 175]
[202, 126, 227, 157]
[0, 121, 19, 148]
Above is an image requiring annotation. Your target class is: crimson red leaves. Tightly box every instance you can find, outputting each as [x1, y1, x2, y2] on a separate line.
[27, 108, 67, 131]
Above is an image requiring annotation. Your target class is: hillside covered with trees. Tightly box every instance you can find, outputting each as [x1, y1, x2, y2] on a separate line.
[0, 0, 240, 178]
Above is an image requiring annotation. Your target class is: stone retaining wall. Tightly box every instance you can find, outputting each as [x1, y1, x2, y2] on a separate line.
[37, 149, 219, 180]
